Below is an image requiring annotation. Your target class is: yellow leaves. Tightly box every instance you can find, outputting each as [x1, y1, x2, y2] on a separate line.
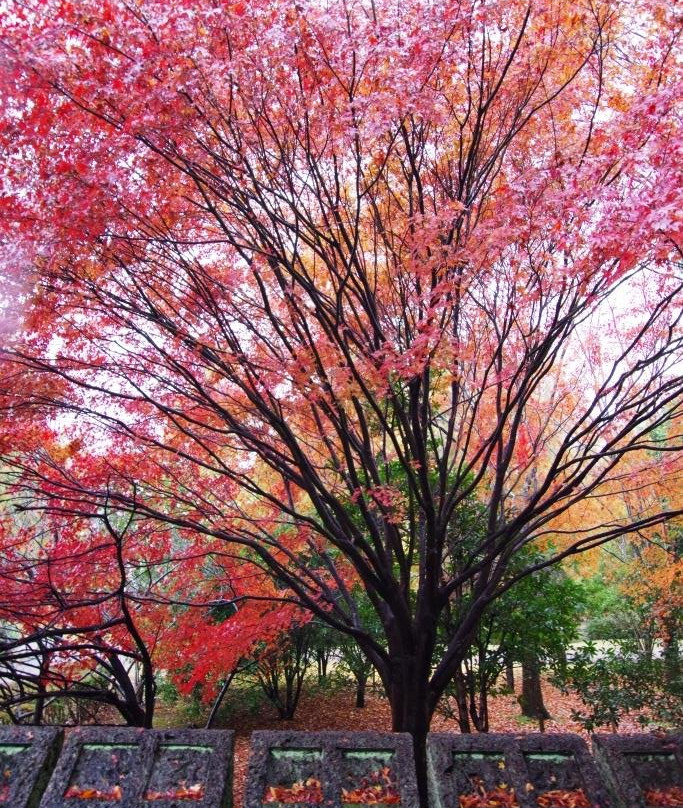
[608, 89, 632, 114]
[369, 150, 386, 169]
[49, 438, 82, 463]
[78, 258, 104, 281]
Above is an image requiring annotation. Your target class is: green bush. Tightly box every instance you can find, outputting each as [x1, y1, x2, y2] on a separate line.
[552, 640, 683, 731]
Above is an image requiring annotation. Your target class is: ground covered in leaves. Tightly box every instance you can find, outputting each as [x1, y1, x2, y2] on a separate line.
[168, 679, 647, 808]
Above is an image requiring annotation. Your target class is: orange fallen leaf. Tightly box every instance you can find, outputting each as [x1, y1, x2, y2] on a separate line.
[643, 786, 683, 806]
[144, 781, 205, 800]
[263, 777, 323, 803]
[342, 765, 401, 804]
[536, 788, 591, 807]
[458, 781, 519, 807]
[64, 784, 123, 800]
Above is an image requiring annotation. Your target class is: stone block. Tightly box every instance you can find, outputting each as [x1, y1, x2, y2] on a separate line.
[0, 725, 62, 808]
[428, 733, 526, 808]
[38, 727, 233, 808]
[428, 733, 611, 808]
[244, 731, 418, 808]
[592, 733, 683, 808]
[517, 734, 611, 808]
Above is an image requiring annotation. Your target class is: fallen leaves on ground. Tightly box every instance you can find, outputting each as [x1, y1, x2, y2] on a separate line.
[341, 766, 401, 804]
[459, 778, 519, 807]
[263, 777, 323, 803]
[144, 782, 204, 800]
[536, 788, 591, 807]
[64, 784, 123, 799]
[171, 679, 651, 808]
[643, 786, 683, 806]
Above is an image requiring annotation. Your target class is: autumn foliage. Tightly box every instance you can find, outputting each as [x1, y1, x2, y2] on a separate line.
[0, 0, 682, 799]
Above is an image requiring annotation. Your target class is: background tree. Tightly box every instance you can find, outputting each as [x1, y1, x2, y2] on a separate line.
[1, 0, 682, 797]
[334, 589, 385, 709]
[553, 443, 683, 726]
[440, 548, 584, 732]
[0, 505, 163, 725]
[553, 637, 683, 732]
[251, 623, 316, 721]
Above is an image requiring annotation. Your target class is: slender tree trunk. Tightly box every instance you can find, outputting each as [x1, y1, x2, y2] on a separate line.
[662, 614, 681, 696]
[317, 655, 326, 682]
[469, 647, 489, 732]
[519, 655, 550, 728]
[33, 646, 50, 725]
[108, 517, 156, 727]
[505, 659, 515, 692]
[205, 668, 238, 729]
[475, 683, 489, 733]
[354, 672, 367, 708]
[453, 668, 471, 733]
[108, 654, 148, 727]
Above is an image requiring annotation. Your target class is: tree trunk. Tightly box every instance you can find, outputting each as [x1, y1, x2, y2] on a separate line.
[393, 713, 430, 808]
[452, 668, 471, 733]
[354, 672, 367, 708]
[519, 655, 550, 728]
[317, 655, 327, 682]
[505, 659, 515, 692]
[474, 683, 489, 733]
[108, 654, 149, 727]
[205, 668, 239, 729]
[663, 615, 681, 694]
[385, 653, 435, 808]
[33, 646, 50, 725]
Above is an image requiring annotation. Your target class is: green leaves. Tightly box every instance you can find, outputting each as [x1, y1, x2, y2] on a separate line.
[552, 641, 683, 732]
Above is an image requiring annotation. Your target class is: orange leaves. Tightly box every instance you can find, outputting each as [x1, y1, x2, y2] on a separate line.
[458, 780, 519, 807]
[263, 769, 401, 805]
[643, 786, 683, 806]
[342, 788, 401, 804]
[48, 438, 83, 463]
[535, 789, 591, 807]
[144, 782, 204, 801]
[64, 784, 122, 799]
[453, 779, 591, 807]
[341, 766, 401, 804]
[264, 778, 323, 804]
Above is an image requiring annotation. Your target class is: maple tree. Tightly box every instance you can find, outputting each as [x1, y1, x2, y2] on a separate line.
[0, 502, 166, 725]
[553, 443, 683, 730]
[0, 0, 682, 799]
[0, 478, 308, 725]
[615, 451, 683, 689]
